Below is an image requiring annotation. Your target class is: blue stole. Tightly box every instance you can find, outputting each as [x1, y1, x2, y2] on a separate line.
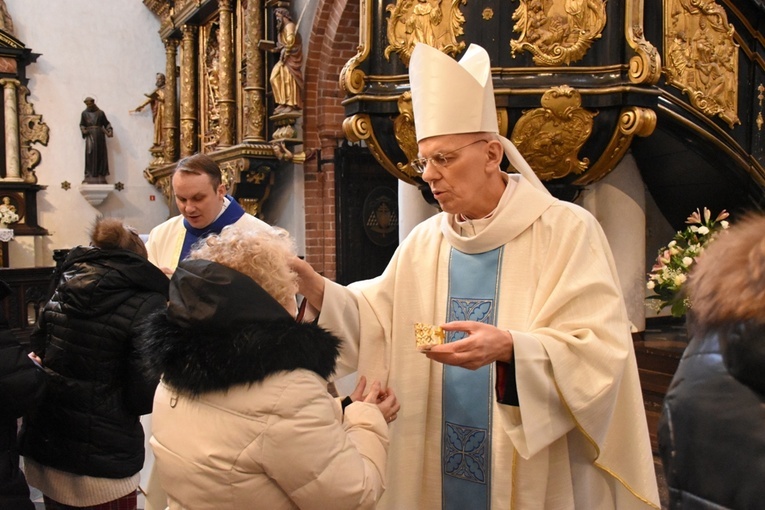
[179, 195, 246, 263]
[443, 247, 503, 510]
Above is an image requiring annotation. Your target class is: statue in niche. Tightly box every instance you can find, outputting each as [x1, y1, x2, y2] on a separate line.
[80, 97, 113, 184]
[203, 25, 222, 151]
[131, 73, 166, 149]
[269, 8, 303, 114]
[0, 0, 14, 35]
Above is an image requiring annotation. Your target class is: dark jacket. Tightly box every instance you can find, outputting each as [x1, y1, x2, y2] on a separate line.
[19, 246, 168, 479]
[139, 259, 340, 396]
[658, 320, 765, 509]
[0, 325, 45, 510]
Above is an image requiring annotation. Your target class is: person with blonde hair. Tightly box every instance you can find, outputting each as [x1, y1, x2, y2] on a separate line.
[20, 218, 169, 510]
[139, 225, 398, 509]
[659, 213, 765, 509]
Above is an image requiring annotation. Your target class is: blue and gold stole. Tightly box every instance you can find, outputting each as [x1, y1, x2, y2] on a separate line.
[442, 247, 503, 510]
[179, 195, 245, 263]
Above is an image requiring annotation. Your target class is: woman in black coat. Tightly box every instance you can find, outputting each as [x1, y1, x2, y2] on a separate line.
[19, 219, 169, 510]
[0, 280, 45, 510]
[658, 213, 765, 509]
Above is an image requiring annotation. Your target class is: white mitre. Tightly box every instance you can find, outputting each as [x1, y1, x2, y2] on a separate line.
[409, 43, 548, 193]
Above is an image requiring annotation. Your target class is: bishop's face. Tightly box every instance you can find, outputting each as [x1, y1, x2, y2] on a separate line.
[418, 133, 499, 219]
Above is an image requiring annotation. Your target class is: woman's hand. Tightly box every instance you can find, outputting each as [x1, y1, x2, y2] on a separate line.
[362, 380, 400, 424]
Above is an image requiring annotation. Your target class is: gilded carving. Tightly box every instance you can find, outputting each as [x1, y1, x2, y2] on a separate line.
[510, 86, 596, 180]
[202, 21, 222, 152]
[510, 0, 607, 66]
[625, 0, 660, 85]
[340, 0, 373, 95]
[173, 0, 196, 12]
[163, 38, 179, 163]
[239, 197, 264, 217]
[384, 0, 467, 66]
[243, 93, 266, 141]
[392, 92, 418, 178]
[573, 106, 656, 185]
[218, 0, 236, 147]
[242, 0, 266, 142]
[664, 0, 740, 128]
[147, 174, 173, 205]
[757, 84, 764, 131]
[181, 121, 196, 157]
[180, 25, 198, 158]
[217, 160, 237, 194]
[17, 85, 49, 183]
[343, 113, 418, 185]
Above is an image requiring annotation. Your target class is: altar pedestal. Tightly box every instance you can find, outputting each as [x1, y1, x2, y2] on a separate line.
[79, 184, 114, 207]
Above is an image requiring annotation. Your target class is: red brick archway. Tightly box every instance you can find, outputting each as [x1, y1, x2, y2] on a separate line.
[302, 0, 360, 280]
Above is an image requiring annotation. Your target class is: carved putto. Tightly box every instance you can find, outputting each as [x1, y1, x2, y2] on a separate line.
[664, 0, 740, 128]
[384, 0, 466, 66]
[510, 0, 607, 66]
[510, 85, 596, 180]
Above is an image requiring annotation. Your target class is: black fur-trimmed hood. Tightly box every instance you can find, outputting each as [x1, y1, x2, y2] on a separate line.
[139, 313, 341, 396]
[138, 259, 341, 396]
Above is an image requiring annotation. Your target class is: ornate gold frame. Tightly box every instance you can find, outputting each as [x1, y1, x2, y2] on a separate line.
[663, 0, 740, 128]
[510, 0, 607, 66]
[384, 0, 467, 66]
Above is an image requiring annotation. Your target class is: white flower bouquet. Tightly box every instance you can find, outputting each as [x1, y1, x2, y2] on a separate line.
[646, 208, 730, 317]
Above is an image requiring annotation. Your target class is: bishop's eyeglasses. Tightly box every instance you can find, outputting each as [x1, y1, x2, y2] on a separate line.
[409, 139, 488, 174]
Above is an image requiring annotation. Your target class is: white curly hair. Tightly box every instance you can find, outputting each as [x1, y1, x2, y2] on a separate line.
[188, 225, 299, 312]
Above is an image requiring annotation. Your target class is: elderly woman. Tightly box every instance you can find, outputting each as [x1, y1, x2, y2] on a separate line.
[140, 226, 398, 510]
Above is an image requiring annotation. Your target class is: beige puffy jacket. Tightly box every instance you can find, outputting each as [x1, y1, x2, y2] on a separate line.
[151, 370, 389, 510]
[138, 260, 390, 510]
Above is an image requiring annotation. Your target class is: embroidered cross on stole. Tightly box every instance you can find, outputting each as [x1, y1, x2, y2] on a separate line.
[442, 247, 503, 510]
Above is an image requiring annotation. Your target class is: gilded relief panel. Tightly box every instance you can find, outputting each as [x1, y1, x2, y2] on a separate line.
[510, 0, 607, 65]
[384, 0, 467, 65]
[510, 86, 596, 180]
[664, 0, 740, 128]
[201, 20, 222, 153]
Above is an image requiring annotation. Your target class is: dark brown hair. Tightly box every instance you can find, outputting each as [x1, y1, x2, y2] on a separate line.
[90, 217, 147, 258]
[173, 153, 222, 190]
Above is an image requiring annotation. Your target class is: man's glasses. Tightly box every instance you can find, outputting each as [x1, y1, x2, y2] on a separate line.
[409, 139, 489, 174]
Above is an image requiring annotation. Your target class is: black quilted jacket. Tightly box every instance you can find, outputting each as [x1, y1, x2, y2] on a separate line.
[658, 320, 765, 509]
[19, 246, 168, 479]
[0, 325, 45, 509]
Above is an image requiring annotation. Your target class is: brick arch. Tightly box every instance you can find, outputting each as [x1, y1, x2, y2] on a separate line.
[302, 0, 359, 280]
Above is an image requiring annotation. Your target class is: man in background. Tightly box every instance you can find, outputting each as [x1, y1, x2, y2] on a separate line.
[146, 152, 269, 275]
[143, 152, 270, 510]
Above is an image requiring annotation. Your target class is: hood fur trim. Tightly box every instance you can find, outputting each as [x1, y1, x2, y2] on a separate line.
[139, 312, 341, 396]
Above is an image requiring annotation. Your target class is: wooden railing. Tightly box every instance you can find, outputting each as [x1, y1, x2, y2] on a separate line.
[0, 266, 56, 345]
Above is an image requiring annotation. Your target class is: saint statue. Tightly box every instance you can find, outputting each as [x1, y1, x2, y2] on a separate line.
[131, 73, 166, 149]
[269, 8, 304, 114]
[80, 97, 113, 184]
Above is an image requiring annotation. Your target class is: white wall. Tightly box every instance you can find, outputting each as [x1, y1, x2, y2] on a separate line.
[7, 0, 168, 267]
